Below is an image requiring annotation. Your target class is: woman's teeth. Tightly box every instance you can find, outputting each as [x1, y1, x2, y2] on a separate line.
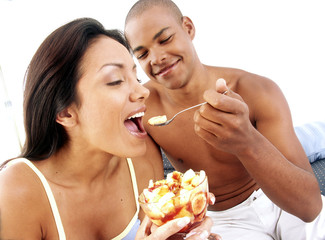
[128, 112, 144, 119]
[125, 111, 146, 136]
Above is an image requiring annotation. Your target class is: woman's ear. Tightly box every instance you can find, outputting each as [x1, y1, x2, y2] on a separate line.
[182, 16, 195, 40]
[56, 106, 77, 127]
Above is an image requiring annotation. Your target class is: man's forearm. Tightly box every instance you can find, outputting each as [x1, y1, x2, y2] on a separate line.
[237, 131, 322, 222]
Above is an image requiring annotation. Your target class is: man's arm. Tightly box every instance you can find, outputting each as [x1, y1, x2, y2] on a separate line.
[194, 77, 322, 222]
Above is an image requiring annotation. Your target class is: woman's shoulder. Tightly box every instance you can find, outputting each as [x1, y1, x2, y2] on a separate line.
[0, 159, 50, 216]
[0, 159, 43, 205]
[1, 159, 34, 188]
[0, 158, 52, 237]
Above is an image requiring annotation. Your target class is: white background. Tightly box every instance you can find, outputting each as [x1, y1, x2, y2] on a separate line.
[0, 0, 324, 160]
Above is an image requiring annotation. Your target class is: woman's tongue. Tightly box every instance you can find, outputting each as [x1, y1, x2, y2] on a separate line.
[124, 119, 140, 133]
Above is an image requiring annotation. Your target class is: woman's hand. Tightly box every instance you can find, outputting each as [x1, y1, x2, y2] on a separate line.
[135, 216, 189, 239]
[185, 216, 222, 240]
[136, 190, 219, 239]
[135, 216, 222, 240]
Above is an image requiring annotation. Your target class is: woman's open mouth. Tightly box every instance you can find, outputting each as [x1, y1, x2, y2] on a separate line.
[124, 112, 147, 138]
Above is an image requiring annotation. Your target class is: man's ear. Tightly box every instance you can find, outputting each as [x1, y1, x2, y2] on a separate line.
[56, 107, 77, 127]
[182, 16, 195, 40]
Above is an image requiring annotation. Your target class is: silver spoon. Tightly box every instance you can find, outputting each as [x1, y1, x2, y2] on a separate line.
[148, 90, 228, 127]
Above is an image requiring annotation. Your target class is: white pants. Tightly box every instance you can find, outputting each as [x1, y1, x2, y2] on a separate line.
[307, 194, 325, 240]
[207, 189, 325, 240]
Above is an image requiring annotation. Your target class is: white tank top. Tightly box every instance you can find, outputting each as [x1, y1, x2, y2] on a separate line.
[7, 157, 140, 240]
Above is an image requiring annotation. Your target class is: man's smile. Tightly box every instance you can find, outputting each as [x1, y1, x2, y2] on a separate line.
[153, 59, 181, 77]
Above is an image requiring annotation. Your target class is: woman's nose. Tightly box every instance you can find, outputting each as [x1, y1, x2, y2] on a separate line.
[130, 81, 150, 102]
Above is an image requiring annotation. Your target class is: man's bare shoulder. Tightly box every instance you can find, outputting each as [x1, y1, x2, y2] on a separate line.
[214, 66, 273, 86]
[211, 65, 285, 120]
[216, 66, 280, 98]
[238, 70, 281, 101]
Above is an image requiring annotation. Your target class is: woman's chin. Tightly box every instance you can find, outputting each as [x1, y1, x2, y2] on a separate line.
[122, 142, 147, 158]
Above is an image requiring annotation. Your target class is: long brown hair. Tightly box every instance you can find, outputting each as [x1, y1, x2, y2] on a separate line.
[19, 18, 129, 161]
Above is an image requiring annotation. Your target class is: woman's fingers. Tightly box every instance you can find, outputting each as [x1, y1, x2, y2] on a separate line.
[152, 217, 191, 239]
[135, 216, 153, 239]
[137, 216, 222, 240]
[185, 217, 222, 240]
[136, 216, 191, 239]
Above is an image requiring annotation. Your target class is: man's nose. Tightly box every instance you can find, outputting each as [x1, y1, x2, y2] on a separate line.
[150, 48, 166, 65]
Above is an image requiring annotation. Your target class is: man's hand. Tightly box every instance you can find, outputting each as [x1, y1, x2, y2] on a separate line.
[194, 78, 256, 156]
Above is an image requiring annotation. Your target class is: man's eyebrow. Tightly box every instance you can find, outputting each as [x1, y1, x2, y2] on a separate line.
[133, 46, 143, 54]
[153, 27, 169, 40]
[132, 27, 170, 53]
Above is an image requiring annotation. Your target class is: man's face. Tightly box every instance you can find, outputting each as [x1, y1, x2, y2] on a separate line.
[125, 6, 196, 89]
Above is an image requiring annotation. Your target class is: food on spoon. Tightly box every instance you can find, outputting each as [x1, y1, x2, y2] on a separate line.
[147, 115, 167, 125]
[139, 169, 209, 232]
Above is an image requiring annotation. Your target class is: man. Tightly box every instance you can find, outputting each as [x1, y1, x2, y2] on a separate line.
[124, 0, 324, 239]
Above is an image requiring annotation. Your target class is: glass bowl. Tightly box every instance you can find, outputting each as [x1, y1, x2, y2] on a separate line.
[139, 170, 209, 233]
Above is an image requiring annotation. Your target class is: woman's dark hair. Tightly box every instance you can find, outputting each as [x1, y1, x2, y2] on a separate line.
[20, 18, 130, 161]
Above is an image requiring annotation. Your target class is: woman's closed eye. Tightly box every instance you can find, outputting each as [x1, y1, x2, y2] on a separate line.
[106, 80, 124, 86]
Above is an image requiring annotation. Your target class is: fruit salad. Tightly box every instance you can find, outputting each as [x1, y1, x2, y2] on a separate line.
[139, 169, 209, 232]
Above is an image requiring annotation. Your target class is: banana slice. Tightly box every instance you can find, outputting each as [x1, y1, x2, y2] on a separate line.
[148, 115, 167, 125]
[191, 192, 207, 215]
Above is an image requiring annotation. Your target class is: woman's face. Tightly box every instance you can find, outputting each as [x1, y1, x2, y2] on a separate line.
[70, 36, 149, 157]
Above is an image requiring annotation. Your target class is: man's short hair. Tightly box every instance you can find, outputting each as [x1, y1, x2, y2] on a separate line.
[125, 0, 183, 25]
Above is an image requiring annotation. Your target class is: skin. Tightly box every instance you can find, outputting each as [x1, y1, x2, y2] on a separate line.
[0, 36, 217, 240]
[125, 5, 322, 222]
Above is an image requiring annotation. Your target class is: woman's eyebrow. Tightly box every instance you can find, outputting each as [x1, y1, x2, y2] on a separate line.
[98, 63, 124, 72]
[98, 63, 137, 72]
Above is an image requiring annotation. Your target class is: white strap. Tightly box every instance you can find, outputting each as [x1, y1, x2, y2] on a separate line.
[9, 158, 66, 240]
[111, 158, 140, 240]
[127, 157, 140, 212]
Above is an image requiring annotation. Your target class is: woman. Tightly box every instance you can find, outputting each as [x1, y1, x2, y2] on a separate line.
[0, 18, 215, 239]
